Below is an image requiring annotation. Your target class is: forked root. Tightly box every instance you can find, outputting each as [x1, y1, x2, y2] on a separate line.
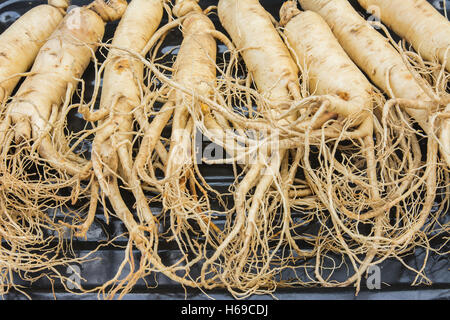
[303, 102, 441, 291]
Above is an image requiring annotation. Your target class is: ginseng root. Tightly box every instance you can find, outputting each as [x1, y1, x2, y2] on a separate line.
[0, 0, 126, 296]
[0, 1, 68, 105]
[299, 0, 444, 291]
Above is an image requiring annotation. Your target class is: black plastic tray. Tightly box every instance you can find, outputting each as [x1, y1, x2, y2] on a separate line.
[1, 0, 449, 300]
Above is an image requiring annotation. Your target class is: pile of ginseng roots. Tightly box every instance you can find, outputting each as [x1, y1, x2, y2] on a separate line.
[0, 0, 448, 299]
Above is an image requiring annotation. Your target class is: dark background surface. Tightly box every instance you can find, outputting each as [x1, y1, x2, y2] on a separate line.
[0, 0, 449, 300]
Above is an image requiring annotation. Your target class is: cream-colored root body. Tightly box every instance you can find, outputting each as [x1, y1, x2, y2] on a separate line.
[281, 3, 373, 130]
[90, 0, 164, 292]
[0, 4, 125, 296]
[93, 0, 163, 190]
[296, 0, 443, 290]
[299, 0, 449, 166]
[164, 0, 227, 265]
[357, 0, 450, 72]
[0, 1, 71, 296]
[220, 0, 299, 107]
[165, 0, 217, 176]
[357, 0, 450, 166]
[164, 0, 217, 196]
[280, 1, 385, 292]
[87, 0, 205, 297]
[5, 6, 105, 177]
[209, 0, 309, 296]
[0, 2, 68, 103]
[299, 0, 432, 130]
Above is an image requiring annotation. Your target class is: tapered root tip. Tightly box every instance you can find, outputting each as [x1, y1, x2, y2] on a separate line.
[279, 1, 301, 27]
[89, 0, 127, 22]
[173, 0, 201, 18]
